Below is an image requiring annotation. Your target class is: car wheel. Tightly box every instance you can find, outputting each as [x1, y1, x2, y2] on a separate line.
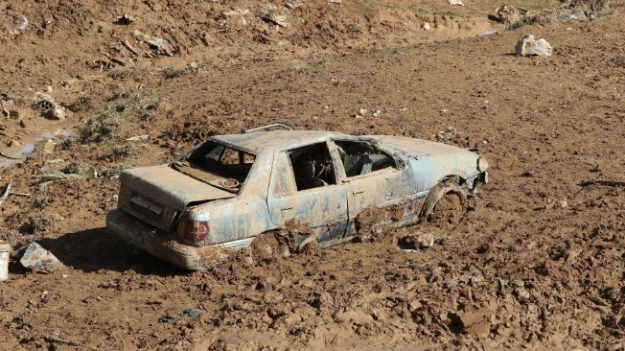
[418, 178, 468, 225]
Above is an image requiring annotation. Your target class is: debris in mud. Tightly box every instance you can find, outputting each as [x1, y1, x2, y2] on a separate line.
[19, 242, 65, 273]
[35, 93, 66, 120]
[0, 241, 9, 281]
[435, 126, 461, 142]
[133, 30, 174, 56]
[125, 134, 149, 141]
[448, 0, 465, 6]
[19, 212, 62, 234]
[397, 232, 434, 250]
[0, 150, 24, 161]
[261, 7, 289, 28]
[159, 308, 205, 323]
[515, 34, 553, 57]
[490, 5, 530, 24]
[1, 12, 29, 36]
[421, 22, 432, 31]
[42, 139, 56, 155]
[113, 14, 135, 25]
[0, 183, 10, 206]
[38, 162, 98, 186]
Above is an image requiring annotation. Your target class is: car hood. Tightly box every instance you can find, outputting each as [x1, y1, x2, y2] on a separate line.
[377, 136, 476, 158]
[378, 136, 480, 183]
[118, 165, 235, 231]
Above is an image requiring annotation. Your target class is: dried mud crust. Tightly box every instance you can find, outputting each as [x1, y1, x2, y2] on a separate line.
[3, 1, 625, 350]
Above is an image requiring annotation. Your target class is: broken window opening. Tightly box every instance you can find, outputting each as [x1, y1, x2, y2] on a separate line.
[335, 140, 394, 177]
[288, 143, 336, 191]
[175, 141, 256, 191]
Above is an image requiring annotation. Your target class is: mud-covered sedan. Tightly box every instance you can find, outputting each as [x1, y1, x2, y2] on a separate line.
[106, 123, 488, 270]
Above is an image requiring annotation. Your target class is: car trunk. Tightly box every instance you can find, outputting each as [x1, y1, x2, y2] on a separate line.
[118, 165, 236, 231]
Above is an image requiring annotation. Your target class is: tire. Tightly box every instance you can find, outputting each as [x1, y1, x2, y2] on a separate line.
[418, 177, 468, 225]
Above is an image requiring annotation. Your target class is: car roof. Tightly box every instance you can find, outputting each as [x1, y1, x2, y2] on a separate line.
[212, 130, 351, 152]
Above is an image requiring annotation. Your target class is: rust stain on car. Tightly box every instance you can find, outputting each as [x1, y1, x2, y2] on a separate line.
[106, 123, 489, 270]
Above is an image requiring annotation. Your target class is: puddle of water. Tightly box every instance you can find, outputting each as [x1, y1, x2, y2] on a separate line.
[0, 126, 74, 168]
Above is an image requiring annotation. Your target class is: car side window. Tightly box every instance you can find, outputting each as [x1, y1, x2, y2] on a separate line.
[335, 140, 394, 177]
[288, 142, 336, 191]
[272, 152, 297, 196]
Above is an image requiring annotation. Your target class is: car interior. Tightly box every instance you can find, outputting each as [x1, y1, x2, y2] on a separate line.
[288, 143, 336, 191]
[177, 141, 256, 189]
[334, 140, 394, 177]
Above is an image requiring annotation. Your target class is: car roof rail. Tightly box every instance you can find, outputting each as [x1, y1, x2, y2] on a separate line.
[241, 121, 296, 133]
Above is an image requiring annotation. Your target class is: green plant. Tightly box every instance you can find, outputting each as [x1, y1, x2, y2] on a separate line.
[80, 112, 119, 142]
[291, 60, 324, 72]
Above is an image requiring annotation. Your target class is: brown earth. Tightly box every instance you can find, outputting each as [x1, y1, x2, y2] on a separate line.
[2, 0, 625, 350]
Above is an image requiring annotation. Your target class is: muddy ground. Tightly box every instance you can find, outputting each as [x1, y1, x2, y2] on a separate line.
[1, 0, 625, 350]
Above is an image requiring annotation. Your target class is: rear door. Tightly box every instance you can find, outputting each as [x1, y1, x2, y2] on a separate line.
[267, 142, 349, 246]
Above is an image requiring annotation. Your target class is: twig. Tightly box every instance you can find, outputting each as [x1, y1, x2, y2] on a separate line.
[43, 335, 105, 351]
[11, 191, 30, 197]
[0, 151, 24, 160]
[122, 40, 138, 55]
[579, 179, 625, 187]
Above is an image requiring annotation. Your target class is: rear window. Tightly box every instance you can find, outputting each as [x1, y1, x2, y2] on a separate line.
[173, 141, 256, 192]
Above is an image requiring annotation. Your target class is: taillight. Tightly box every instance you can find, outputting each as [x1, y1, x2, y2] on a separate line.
[178, 218, 209, 245]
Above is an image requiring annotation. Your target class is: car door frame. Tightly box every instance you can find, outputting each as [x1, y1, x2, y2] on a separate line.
[327, 138, 409, 235]
[266, 140, 351, 247]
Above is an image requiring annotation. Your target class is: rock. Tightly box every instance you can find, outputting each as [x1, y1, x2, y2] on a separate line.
[515, 34, 553, 57]
[448, 0, 464, 6]
[19, 242, 65, 273]
[513, 286, 531, 303]
[222, 8, 250, 17]
[358, 108, 368, 116]
[492, 5, 529, 24]
[43, 139, 55, 155]
[45, 107, 65, 120]
[421, 22, 432, 31]
[125, 134, 149, 141]
[113, 14, 135, 25]
[146, 37, 174, 56]
[6, 13, 29, 36]
[261, 8, 289, 28]
[36, 93, 66, 120]
[397, 233, 434, 250]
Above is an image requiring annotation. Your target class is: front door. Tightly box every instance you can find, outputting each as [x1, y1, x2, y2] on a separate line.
[330, 139, 407, 235]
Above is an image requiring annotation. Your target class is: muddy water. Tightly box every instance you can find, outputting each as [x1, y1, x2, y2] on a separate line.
[0, 122, 73, 168]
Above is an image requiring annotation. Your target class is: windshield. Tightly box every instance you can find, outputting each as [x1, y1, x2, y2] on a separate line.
[172, 140, 256, 192]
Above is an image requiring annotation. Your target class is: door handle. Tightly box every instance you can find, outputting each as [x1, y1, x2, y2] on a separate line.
[352, 190, 365, 195]
[281, 206, 294, 211]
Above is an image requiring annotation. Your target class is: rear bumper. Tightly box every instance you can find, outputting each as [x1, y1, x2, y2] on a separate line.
[106, 209, 211, 271]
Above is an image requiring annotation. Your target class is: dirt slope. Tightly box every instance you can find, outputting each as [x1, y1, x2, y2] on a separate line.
[2, 0, 625, 350]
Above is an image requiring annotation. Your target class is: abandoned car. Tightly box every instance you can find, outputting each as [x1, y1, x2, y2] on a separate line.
[106, 123, 489, 270]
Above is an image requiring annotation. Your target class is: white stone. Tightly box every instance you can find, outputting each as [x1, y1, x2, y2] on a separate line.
[421, 22, 432, 31]
[515, 34, 553, 57]
[20, 242, 64, 273]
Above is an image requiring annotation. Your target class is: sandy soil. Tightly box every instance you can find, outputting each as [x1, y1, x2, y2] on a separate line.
[1, 0, 625, 350]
